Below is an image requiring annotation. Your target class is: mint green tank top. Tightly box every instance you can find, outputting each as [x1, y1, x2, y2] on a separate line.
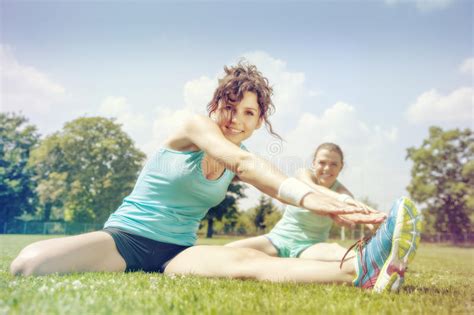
[104, 146, 241, 246]
[268, 180, 342, 244]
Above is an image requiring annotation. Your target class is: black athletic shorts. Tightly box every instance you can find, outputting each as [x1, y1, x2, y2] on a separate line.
[103, 227, 190, 273]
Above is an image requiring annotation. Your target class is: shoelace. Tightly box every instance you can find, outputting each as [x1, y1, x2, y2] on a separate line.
[339, 219, 388, 269]
[339, 236, 374, 288]
[340, 222, 390, 288]
[339, 235, 372, 270]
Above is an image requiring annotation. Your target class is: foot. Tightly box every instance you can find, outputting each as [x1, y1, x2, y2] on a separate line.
[353, 197, 422, 293]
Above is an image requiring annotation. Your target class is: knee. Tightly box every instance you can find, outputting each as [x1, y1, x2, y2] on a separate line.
[10, 245, 47, 276]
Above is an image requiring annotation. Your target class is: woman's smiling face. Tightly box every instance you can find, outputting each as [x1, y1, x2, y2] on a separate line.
[214, 91, 262, 144]
[312, 148, 343, 188]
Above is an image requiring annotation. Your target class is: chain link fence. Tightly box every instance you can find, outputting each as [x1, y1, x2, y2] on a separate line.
[421, 233, 474, 243]
[2, 221, 103, 235]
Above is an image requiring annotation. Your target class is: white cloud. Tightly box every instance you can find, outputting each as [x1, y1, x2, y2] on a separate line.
[406, 87, 473, 123]
[183, 76, 216, 112]
[459, 57, 474, 74]
[99, 96, 151, 150]
[0, 44, 65, 113]
[241, 51, 308, 122]
[384, 0, 454, 12]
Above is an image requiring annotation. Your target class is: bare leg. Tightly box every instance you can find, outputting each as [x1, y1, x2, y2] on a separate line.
[299, 242, 354, 261]
[164, 245, 355, 284]
[225, 236, 278, 256]
[10, 231, 126, 276]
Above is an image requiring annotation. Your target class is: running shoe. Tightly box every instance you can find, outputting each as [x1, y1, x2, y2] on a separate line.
[348, 197, 422, 293]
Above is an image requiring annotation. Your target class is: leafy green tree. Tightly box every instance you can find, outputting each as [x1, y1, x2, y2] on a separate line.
[0, 113, 40, 231]
[36, 171, 67, 221]
[251, 194, 276, 232]
[29, 117, 146, 223]
[406, 126, 473, 242]
[204, 182, 246, 238]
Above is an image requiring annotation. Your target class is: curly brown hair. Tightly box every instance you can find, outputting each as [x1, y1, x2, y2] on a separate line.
[207, 61, 281, 140]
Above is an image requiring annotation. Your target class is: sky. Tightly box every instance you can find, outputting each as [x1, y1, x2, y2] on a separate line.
[1, 0, 473, 212]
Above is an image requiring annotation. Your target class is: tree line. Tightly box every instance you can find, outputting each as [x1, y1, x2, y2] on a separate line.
[1, 112, 472, 241]
[0, 112, 282, 237]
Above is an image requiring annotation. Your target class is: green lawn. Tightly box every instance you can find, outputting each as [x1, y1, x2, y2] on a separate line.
[1, 235, 473, 315]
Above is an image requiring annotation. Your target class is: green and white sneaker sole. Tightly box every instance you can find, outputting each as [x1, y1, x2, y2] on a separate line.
[373, 197, 422, 293]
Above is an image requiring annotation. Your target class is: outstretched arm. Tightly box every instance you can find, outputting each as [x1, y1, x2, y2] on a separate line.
[170, 116, 384, 223]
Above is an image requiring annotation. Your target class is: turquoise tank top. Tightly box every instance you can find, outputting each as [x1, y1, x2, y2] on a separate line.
[268, 180, 342, 244]
[104, 146, 241, 246]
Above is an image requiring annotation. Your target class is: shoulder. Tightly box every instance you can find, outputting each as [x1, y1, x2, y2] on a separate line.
[163, 115, 219, 151]
[171, 114, 219, 135]
[182, 114, 217, 131]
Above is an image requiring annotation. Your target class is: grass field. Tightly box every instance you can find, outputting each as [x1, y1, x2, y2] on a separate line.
[1, 235, 473, 315]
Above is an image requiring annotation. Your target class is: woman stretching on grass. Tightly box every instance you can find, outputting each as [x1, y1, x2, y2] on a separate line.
[226, 142, 372, 261]
[10, 62, 421, 293]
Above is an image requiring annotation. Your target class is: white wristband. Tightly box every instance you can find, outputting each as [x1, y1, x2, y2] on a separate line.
[277, 178, 313, 206]
[337, 193, 353, 203]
